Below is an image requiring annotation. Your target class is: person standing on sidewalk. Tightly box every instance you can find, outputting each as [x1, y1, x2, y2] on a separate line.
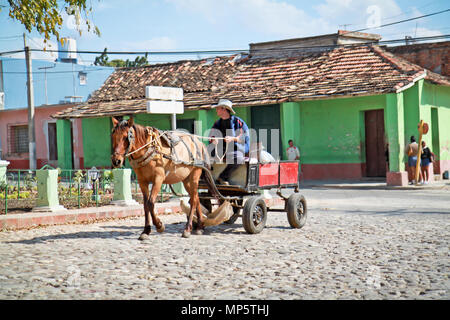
[287, 139, 300, 161]
[420, 140, 435, 185]
[406, 136, 422, 184]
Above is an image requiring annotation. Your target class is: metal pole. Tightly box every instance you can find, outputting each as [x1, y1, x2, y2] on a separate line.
[38, 64, 55, 105]
[415, 120, 424, 185]
[24, 34, 36, 170]
[171, 113, 177, 130]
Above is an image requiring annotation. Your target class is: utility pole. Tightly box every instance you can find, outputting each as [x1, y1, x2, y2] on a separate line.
[24, 33, 36, 170]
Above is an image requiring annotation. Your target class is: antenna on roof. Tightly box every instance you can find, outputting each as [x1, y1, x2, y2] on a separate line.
[339, 24, 352, 30]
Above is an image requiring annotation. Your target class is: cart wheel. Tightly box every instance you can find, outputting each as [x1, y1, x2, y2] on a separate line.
[286, 193, 307, 229]
[242, 196, 267, 234]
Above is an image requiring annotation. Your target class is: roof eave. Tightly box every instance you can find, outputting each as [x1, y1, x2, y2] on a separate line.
[395, 71, 427, 93]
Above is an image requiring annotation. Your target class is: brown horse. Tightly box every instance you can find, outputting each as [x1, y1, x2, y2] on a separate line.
[111, 117, 217, 239]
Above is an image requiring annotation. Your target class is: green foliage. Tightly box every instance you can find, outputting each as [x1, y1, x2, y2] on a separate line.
[24, 171, 36, 190]
[3, 0, 100, 42]
[94, 48, 149, 67]
[102, 169, 113, 182]
[74, 170, 85, 185]
[0, 190, 30, 200]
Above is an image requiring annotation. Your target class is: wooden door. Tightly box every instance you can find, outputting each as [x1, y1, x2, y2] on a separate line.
[365, 109, 386, 177]
[48, 123, 57, 161]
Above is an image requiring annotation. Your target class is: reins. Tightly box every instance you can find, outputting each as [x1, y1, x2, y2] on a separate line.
[125, 128, 231, 164]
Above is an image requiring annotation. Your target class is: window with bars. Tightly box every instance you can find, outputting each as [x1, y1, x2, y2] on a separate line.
[8, 125, 28, 154]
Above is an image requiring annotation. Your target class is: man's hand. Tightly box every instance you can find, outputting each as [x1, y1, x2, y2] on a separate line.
[211, 138, 219, 145]
[224, 136, 236, 143]
[225, 136, 240, 143]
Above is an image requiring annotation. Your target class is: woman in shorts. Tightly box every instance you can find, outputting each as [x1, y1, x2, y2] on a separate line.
[420, 141, 434, 185]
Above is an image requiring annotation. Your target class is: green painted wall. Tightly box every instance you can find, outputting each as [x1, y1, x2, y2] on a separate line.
[56, 119, 73, 169]
[385, 92, 405, 172]
[403, 82, 420, 146]
[421, 82, 450, 162]
[73, 82, 449, 174]
[135, 113, 171, 130]
[296, 95, 386, 165]
[82, 117, 113, 168]
[280, 102, 301, 160]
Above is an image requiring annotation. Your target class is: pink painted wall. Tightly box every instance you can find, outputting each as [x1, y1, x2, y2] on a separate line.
[0, 104, 83, 169]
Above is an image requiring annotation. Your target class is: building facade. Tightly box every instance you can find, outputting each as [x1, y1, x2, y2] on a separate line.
[53, 33, 450, 185]
[0, 52, 114, 169]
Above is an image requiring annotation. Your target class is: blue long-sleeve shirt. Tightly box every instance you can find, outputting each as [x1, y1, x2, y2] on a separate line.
[210, 115, 250, 155]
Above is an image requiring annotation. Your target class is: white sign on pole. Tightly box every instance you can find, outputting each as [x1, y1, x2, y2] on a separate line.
[146, 100, 184, 114]
[146, 86, 183, 101]
[145, 86, 184, 115]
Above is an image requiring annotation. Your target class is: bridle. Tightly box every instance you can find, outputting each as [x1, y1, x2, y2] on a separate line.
[112, 121, 136, 159]
[113, 122, 163, 168]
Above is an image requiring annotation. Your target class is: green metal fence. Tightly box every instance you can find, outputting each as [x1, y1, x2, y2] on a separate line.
[0, 168, 174, 215]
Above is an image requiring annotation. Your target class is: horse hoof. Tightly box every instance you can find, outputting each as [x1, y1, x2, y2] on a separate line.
[138, 233, 150, 241]
[182, 230, 191, 238]
[157, 223, 165, 233]
[193, 229, 203, 235]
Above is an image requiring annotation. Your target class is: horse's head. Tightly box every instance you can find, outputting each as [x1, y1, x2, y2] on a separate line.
[111, 116, 135, 168]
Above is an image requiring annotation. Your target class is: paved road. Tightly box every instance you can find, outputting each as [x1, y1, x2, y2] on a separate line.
[0, 186, 448, 300]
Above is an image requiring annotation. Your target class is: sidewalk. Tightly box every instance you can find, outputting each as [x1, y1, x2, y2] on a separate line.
[300, 177, 450, 190]
[0, 196, 285, 231]
[1, 178, 448, 232]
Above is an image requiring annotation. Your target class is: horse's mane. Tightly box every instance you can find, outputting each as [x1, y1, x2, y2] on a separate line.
[132, 123, 149, 147]
[113, 120, 150, 147]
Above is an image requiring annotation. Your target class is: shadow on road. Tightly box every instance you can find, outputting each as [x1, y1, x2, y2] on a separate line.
[6, 220, 247, 244]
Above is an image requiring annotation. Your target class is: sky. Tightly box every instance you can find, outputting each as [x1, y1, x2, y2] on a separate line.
[0, 0, 449, 64]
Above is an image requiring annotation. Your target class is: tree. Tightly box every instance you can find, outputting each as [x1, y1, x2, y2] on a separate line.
[94, 48, 149, 68]
[3, 0, 100, 42]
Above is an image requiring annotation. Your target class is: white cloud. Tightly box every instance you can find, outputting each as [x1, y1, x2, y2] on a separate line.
[314, 0, 403, 31]
[122, 37, 177, 51]
[413, 27, 443, 38]
[166, 0, 333, 38]
[166, 0, 445, 43]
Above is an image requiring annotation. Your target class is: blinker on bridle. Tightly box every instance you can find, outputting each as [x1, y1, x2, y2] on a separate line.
[113, 121, 135, 158]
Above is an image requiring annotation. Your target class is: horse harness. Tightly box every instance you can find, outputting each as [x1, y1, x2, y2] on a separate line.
[125, 125, 209, 170]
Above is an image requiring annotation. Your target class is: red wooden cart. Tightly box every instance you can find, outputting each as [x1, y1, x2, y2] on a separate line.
[198, 160, 307, 234]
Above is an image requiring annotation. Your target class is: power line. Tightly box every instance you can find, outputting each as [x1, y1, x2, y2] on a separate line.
[1, 34, 449, 59]
[353, 8, 450, 32]
[341, 0, 442, 29]
[34, 34, 450, 53]
[2, 68, 112, 74]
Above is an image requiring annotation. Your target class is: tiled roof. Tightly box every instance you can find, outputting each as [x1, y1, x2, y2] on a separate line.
[53, 45, 450, 119]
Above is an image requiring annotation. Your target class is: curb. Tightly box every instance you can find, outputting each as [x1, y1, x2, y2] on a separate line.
[300, 182, 450, 191]
[0, 198, 284, 232]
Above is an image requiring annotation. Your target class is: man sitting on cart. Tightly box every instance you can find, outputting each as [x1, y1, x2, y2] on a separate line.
[209, 98, 250, 185]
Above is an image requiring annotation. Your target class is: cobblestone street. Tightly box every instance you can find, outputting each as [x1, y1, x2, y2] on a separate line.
[0, 186, 449, 300]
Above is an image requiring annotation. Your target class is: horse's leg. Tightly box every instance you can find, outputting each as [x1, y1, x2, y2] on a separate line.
[181, 168, 204, 237]
[138, 182, 152, 241]
[148, 176, 165, 233]
[181, 179, 195, 238]
[192, 168, 205, 235]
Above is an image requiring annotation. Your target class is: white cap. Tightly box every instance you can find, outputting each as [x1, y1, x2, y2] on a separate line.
[212, 98, 235, 114]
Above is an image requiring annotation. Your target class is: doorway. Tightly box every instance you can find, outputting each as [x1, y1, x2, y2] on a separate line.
[364, 109, 386, 177]
[251, 105, 282, 159]
[176, 118, 195, 133]
[47, 122, 58, 161]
